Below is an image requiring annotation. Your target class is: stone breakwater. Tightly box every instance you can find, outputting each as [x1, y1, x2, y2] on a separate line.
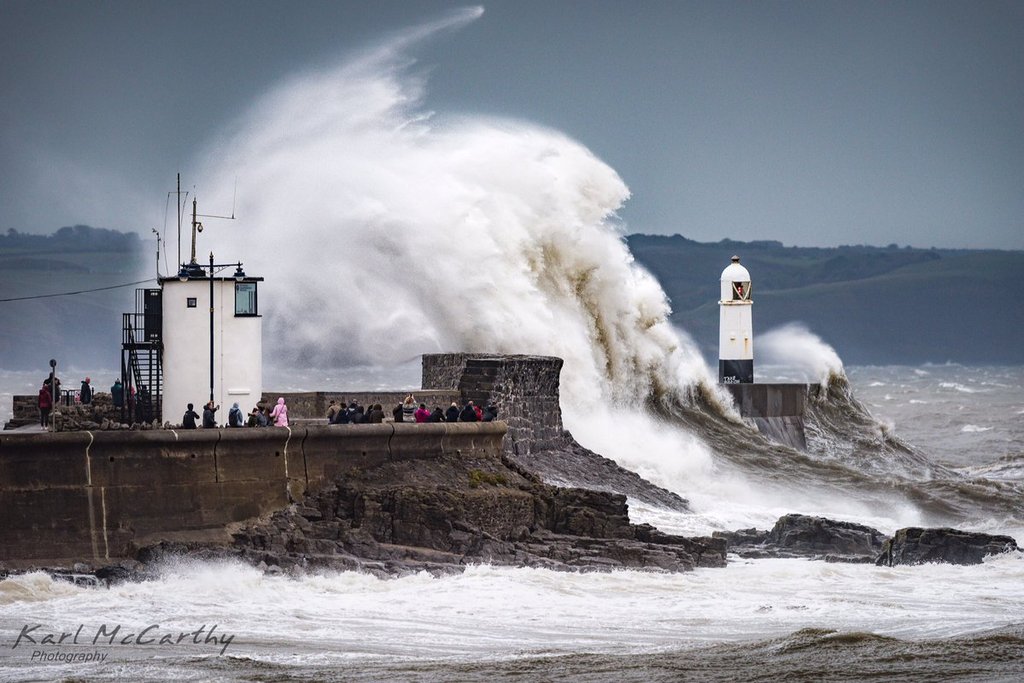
[139, 450, 727, 577]
[3, 354, 1017, 581]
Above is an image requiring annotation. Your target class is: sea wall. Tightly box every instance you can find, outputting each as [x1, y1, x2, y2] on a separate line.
[0, 422, 505, 568]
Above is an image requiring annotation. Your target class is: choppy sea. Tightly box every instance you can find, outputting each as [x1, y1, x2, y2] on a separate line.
[1, 364, 1022, 682]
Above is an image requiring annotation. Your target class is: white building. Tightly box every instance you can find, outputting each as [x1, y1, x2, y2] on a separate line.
[718, 255, 753, 384]
[158, 261, 263, 424]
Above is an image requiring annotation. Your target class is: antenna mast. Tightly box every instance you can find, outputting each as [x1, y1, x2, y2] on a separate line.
[189, 197, 203, 265]
[176, 173, 182, 268]
[152, 228, 161, 278]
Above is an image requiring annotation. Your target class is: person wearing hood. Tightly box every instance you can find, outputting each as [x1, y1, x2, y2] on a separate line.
[270, 397, 289, 427]
[445, 402, 460, 423]
[80, 377, 93, 405]
[110, 378, 124, 409]
[228, 402, 244, 427]
[459, 401, 479, 422]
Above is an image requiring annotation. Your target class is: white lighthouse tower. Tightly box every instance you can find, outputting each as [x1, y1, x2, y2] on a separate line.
[719, 255, 753, 384]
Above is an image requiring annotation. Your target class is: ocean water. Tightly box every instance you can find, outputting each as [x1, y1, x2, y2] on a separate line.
[1, 364, 1022, 682]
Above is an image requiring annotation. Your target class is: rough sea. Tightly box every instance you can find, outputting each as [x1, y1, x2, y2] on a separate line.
[1, 364, 1022, 682]
[2, 10, 1022, 679]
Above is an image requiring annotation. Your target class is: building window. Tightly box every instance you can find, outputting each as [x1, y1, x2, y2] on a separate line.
[235, 282, 258, 316]
[187, 297, 197, 308]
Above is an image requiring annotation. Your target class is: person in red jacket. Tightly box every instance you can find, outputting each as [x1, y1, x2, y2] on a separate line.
[38, 381, 53, 428]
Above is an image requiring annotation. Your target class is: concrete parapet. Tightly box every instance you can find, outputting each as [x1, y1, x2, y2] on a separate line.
[0, 431, 95, 488]
[0, 422, 506, 568]
[301, 424, 394, 497]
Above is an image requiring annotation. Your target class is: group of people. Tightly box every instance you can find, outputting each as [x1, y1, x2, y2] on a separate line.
[36, 376, 125, 428]
[326, 394, 498, 425]
[327, 400, 386, 424]
[181, 397, 290, 429]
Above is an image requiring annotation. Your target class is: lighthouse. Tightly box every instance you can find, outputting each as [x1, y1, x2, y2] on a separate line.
[718, 255, 753, 384]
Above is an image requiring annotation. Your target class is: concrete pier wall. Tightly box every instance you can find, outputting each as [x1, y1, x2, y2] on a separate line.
[0, 422, 505, 568]
[723, 383, 810, 449]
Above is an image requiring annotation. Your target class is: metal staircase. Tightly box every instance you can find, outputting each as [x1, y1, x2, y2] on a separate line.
[121, 288, 163, 423]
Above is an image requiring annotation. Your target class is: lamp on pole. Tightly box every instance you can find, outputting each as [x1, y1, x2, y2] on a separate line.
[209, 252, 215, 404]
[206, 254, 248, 407]
[48, 358, 57, 430]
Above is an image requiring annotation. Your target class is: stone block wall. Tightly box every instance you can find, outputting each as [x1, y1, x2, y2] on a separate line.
[422, 353, 566, 458]
[8, 392, 125, 430]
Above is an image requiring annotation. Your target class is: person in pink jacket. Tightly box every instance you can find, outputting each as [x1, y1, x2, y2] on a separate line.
[269, 397, 289, 427]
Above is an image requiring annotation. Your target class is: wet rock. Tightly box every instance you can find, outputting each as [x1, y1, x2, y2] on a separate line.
[95, 565, 135, 584]
[216, 451, 727, 576]
[876, 527, 1019, 566]
[716, 514, 885, 562]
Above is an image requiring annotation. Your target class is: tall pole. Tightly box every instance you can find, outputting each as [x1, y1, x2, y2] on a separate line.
[209, 251, 215, 404]
[49, 358, 57, 431]
[191, 198, 199, 265]
[176, 173, 181, 268]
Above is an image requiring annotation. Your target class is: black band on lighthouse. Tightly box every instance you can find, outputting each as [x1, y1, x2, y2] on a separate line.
[719, 359, 753, 384]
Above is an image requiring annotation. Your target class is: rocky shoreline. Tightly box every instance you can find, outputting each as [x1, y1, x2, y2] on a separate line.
[3, 355, 1019, 584]
[5, 456, 1019, 587]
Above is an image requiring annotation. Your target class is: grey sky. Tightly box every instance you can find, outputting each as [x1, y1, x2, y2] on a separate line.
[2, 0, 1021, 249]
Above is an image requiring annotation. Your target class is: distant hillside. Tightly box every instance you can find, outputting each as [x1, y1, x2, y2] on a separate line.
[0, 226, 148, 371]
[3, 227, 1019, 371]
[626, 234, 1024, 365]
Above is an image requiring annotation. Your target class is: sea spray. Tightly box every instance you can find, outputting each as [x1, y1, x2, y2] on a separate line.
[758, 323, 845, 387]
[190, 11, 993, 531]
[194, 11, 737, 494]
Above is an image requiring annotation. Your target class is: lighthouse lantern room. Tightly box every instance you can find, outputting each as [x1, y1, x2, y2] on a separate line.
[718, 255, 753, 384]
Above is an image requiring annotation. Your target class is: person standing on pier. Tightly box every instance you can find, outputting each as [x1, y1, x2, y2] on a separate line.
[270, 397, 289, 427]
[182, 403, 200, 429]
[79, 377, 92, 405]
[38, 381, 53, 428]
[202, 401, 219, 428]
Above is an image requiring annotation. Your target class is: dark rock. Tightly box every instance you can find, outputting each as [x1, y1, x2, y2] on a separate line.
[876, 527, 1019, 566]
[767, 514, 885, 558]
[716, 514, 885, 562]
[94, 565, 134, 584]
[217, 450, 727, 576]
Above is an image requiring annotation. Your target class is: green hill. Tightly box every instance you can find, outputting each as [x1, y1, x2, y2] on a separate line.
[626, 234, 1024, 365]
